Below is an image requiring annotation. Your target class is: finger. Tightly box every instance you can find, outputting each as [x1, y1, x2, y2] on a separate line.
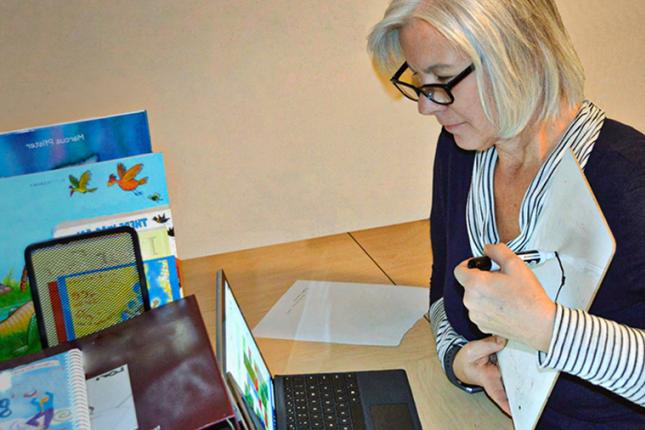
[483, 243, 518, 271]
[495, 374, 512, 416]
[482, 372, 512, 416]
[465, 336, 507, 360]
[482, 384, 511, 416]
[488, 338, 507, 365]
[453, 259, 492, 288]
[490, 388, 511, 416]
[453, 259, 472, 286]
[494, 335, 508, 347]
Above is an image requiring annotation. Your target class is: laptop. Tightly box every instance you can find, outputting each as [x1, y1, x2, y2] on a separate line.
[215, 269, 422, 430]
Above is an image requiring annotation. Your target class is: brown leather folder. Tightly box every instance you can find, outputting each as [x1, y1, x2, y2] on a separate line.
[0, 295, 236, 430]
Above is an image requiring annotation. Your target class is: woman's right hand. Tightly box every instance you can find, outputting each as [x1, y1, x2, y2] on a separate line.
[453, 335, 511, 415]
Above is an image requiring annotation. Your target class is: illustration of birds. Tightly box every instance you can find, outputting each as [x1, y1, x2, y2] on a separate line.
[148, 192, 162, 202]
[108, 163, 148, 193]
[68, 170, 97, 196]
[153, 213, 169, 224]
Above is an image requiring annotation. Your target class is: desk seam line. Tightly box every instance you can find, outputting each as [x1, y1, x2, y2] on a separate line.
[347, 232, 396, 285]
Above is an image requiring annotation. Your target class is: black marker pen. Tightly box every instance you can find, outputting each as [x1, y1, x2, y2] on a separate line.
[467, 250, 557, 271]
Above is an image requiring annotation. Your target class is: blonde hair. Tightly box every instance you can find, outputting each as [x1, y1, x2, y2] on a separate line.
[367, 0, 585, 139]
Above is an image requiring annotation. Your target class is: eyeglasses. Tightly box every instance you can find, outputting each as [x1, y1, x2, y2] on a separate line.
[390, 62, 474, 105]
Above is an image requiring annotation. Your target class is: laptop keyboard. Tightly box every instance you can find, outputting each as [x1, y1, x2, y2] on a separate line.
[283, 372, 366, 430]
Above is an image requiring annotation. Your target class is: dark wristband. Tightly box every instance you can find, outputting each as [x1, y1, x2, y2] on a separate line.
[444, 343, 483, 394]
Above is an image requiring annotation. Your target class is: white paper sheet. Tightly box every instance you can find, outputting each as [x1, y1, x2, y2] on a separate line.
[252, 280, 428, 346]
[86, 364, 139, 430]
[497, 150, 615, 430]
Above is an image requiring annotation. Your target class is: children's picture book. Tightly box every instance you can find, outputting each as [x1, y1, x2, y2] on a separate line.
[0, 153, 170, 361]
[86, 364, 138, 430]
[54, 206, 182, 308]
[0, 348, 91, 429]
[0, 111, 152, 178]
[55, 264, 145, 340]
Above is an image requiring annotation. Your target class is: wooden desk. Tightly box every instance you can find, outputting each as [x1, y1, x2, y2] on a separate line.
[182, 220, 512, 430]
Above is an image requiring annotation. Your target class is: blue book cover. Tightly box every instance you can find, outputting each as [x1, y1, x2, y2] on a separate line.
[0, 111, 152, 178]
[0, 153, 170, 361]
[0, 348, 91, 429]
[143, 256, 181, 308]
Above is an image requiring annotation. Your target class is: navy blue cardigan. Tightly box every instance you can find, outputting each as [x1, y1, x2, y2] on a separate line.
[429, 119, 645, 427]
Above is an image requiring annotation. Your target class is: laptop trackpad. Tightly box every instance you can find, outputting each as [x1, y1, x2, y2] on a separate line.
[370, 404, 414, 430]
[356, 370, 421, 430]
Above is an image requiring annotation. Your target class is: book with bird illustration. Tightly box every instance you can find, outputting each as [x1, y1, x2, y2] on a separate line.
[0, 111, 151, 178]
[0, 348, 91, 429]
[0, 153, 170, 362]
[54, 206, 182, 308]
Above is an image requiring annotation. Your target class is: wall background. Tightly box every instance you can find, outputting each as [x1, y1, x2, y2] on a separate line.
[1, 0, 643, 259]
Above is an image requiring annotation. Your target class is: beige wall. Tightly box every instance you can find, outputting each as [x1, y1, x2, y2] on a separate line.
[1, 1, 643, 259]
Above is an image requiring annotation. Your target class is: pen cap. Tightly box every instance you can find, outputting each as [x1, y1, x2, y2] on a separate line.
[467, 256, 493, 271]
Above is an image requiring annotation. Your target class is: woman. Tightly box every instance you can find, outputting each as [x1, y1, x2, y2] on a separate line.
[368, 0, 644, 427]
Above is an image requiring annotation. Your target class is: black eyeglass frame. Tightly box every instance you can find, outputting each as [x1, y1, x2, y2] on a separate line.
[390, 62, 475, 105]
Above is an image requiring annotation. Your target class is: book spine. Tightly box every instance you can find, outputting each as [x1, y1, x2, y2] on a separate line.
[67, 348, 92, 429]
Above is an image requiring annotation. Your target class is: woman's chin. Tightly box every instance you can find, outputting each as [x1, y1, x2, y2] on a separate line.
[452, 132, 493, 152]
[452, 134, 478, 151]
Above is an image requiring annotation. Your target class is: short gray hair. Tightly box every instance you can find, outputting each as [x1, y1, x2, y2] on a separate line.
[368, 0, 585, 139]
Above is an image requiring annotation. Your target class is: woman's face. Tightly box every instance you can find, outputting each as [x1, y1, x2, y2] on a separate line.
[399, 18, 496, 151]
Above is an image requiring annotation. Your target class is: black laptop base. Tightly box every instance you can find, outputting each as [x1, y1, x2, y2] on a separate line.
[274, 369, 421, 430]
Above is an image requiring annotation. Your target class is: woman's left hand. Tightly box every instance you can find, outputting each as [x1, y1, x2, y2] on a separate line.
[453, 243, 556, 351]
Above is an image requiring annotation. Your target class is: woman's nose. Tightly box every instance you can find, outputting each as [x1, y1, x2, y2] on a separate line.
[417, 95, 445, 116]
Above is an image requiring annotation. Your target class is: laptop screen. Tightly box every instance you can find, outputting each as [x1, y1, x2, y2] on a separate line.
[223, 279, 276, 430]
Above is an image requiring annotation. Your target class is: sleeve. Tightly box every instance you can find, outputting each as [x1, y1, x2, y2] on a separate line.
[429, 131, 449, 307]
[429, 298, 468, 367]
[538, 304, 645, 406]
[429, 299, 480, 393]
[427, 132, 474, 391]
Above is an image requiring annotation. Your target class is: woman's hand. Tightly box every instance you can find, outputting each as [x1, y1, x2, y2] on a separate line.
[453, 335, 511, 415]
[453, 243, 556, 351]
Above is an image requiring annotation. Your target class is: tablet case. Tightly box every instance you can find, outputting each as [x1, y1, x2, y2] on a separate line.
[25, 226, 149, 347]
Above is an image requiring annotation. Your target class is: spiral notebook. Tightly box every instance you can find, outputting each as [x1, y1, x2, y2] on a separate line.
[0, 348, 91, 429]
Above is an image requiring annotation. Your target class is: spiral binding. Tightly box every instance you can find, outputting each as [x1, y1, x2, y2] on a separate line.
[66, 349, 91, 429]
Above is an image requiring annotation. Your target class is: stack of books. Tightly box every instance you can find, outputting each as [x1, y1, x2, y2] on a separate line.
[0, 112, 183, 362]
[0, 296, 236, 430]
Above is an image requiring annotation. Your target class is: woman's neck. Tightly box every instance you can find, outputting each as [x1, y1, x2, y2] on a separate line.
[495, 103, 581, 174]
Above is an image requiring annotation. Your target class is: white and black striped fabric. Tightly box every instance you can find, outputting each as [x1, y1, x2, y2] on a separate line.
[429, 297, 467, 371]
[465, 100, 605, 256]
[431, 100, 645, 406]
[539, 305, 645, 405]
